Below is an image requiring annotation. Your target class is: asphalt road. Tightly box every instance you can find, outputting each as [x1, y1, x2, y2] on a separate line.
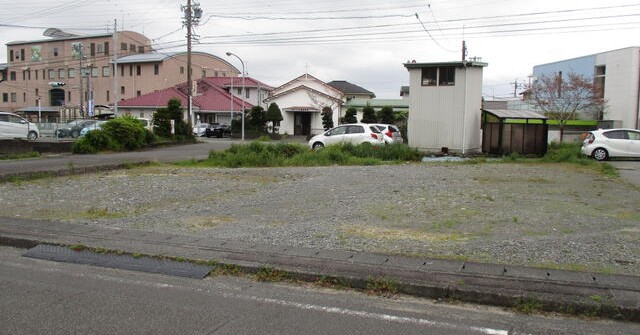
[1, 246, 638, 335]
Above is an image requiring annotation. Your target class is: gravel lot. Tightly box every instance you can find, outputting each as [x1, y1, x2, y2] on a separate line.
[2, 162, 639, 275]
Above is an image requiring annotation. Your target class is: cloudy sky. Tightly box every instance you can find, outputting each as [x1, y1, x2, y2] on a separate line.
[1, 0, 639, 99]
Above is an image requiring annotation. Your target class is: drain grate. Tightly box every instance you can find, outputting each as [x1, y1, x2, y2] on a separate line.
[23, 244, 213, 279]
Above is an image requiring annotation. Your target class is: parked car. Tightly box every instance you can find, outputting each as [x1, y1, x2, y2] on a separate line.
[581, 128, 640, 161]
[193, 123, 210, 137]
[79, 121, 108, 137]
[205, 124, 231, 138]
[56, 119, 97, 138]
[308, 124, 384, 150]
[371, 124, 403, 144]
[0, 111, 39, 141]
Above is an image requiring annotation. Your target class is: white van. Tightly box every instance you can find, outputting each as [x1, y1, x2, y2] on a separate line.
[0, 112, 39, 141]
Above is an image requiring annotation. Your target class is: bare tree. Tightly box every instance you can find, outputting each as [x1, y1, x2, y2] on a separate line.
[530, 71, 605, 142]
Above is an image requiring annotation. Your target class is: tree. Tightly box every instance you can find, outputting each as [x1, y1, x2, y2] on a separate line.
[343, 108, 358, 123]
[265, 102, 283, 133]
[321, 107, 334, 130]
[360, 104, 377, 123]
[378, 106, 394, 124]
[247, 106, 266, 131]
[153, 98, 192, 139]
[530, 72, 605, 142]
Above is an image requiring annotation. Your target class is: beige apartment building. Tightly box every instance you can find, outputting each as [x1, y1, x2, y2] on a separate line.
[0, 29, 239, 121]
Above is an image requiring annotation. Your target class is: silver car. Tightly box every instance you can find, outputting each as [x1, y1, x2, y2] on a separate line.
[371, 124, 403, 144]
[0, 111, 39, 141]
[581, 128, 640, 161]
[308, 124, 384, 150]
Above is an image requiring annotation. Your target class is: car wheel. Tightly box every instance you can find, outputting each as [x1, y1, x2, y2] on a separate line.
[312, 142, 324, 150]
[71, 130, 80, 138]
[27, 131, 38, 141]
[592, 148, 609, 161]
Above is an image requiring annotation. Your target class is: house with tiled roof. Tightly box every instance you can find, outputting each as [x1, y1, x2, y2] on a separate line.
[264, 74, 344, 136]
[117, 76, 272, 125]
[327, 80, 376, 100]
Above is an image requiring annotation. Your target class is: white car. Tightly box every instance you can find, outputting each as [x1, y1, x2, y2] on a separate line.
[371, 124, 403, 144]
[308, 124, 384, 150]
[192, 123, 210, 137]
[581, 128, 640, 161]
[0, 111, 39, 141]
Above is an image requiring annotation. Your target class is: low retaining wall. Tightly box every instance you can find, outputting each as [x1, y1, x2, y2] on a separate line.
[0, 140, 73, 155]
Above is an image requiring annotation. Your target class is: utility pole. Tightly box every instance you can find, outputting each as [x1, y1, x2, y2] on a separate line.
[73, 43, 85, 118]
[182, 0, 202, 128]
[461, 40, 467, 62]
[113, 19, 119, 115]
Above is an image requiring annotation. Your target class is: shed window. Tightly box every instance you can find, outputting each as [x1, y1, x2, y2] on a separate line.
[439, 67, 455, 86]
[421, 68, 437, 86]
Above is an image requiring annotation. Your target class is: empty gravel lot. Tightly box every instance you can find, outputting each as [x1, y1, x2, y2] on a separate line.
[2, 162, 639, 275]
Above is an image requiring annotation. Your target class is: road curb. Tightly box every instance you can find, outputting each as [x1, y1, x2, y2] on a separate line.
[1, 233, 637, 322]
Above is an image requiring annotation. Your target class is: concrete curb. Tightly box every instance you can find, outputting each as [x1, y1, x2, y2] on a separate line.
[1, 218, 638, 322]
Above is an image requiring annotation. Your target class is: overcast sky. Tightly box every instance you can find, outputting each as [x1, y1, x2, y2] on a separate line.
[1, 0, 639, 99]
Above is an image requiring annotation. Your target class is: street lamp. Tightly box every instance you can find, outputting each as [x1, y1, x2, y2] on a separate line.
[226, 52, 245, 141]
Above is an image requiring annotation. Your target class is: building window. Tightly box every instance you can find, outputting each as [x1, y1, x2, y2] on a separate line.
[245, 89, 250, 99]
[23, 92, 26, 102]
[136, 65, 141, 76]
[35, 70, 38, 80]
[90, 43, 96, 56]
[35, 88, 39, 97]
[53, 47, 59, 57]
[22, 71, 26, 80]
[201, 69, 206, 78]
[102, 66, 110, 77]
[48, 69, 55, 79]
[9, 50, 13, 62]
[104, 42, 109, 55]
[11, 93, 17, 102]
[68, 68, 76, 78]
[136, 90, 141, 96]
[58, 69, 66, 79]
[2, 93, 8, 102]
[439, 67, 455, 86]
[154, 64, 159, 75]
[129, 65, 133, 76]
[68, 91, 71, 102]
[106, 90, 110, 101]
[91, 67, 98, 77]
[236, 88, 242, 95]
[138, 46, 144, 53]
[129, 44, 135, 52]
[97, 44, 104, 54]
[180, 66, 184, 74]
[120, 65, 125, 77]
[421, 68, 437, 86]
[121, 42, 127, 51]
[10, 71, 16, 81]
[594, 65, 606, 99]
[121, 86, 125, 95]
[20, 49, 25, 61]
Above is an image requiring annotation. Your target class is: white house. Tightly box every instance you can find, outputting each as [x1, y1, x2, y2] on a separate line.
[265, 74, 344, 136]
[404, 61, 487, 154]
[533, 47, 640, 129]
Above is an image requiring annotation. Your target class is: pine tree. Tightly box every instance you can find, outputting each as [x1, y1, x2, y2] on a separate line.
[360, 104, 377, 123]
[265, 102, 284, 133]
[321, 107, 334, 130]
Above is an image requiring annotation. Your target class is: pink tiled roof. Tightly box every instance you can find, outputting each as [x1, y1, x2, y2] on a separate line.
[193, 84, 253, 112]
[118, 87, 187, 107]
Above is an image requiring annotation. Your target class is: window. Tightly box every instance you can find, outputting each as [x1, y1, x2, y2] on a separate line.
[104, 42, 109, 55]
[9, 50, 13, 62]
[11, 93, 17, 102]
[439, 67, 455, 86]
[136, 90, 141, 96]
[90, 43, 95, 56]
[58, 69, 65, 79]
[627, 130, 640, 141]
[201, 69, 206, 78]
[35, 88, 39, 97]
[53, 47, 59, 57]
[120, 86, 125, 94]
[102, 66, 110, 77]
[136, 65, 141, 76]
[91, 67, 98, 77]
[326, 126, 347, 136]
[594, 65, 605, 99]
[106, 90, 110, 101]
[604, 130, 626, 140]
[154, 64, 159, 75]
[68, 68, 76, 78]
[35, 70, 38, 80]
[180, 66, 185, 74]
[22, 71, 26, 80]
[121, 42, 127, 51]
[237, 88, 242, 95]
[245, 89, 250, 99]
[2, 93, 8, 102]
[10, 71, 16, 81]
[97, 44, 104, 54]
[129, 65, 133, 76]
[120, 65, 125, 77]
[20, 49, 25, 61]
[23, 92, 26, 102]
[129, 44, 135, 52]
[49, 69, 55, 79]
[421, 68, 437, 86]
[347, 125, 364, 134]
[68, 91, 71, 102]
[138, 46, 144, 53]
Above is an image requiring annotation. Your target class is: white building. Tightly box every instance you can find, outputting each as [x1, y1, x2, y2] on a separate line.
[264, 74, 343, 136]
[404, 61, 487, 154]
[533, 47, 640, 129]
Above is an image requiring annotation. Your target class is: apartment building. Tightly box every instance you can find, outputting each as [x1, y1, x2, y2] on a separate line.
[0, 29, 239, 121]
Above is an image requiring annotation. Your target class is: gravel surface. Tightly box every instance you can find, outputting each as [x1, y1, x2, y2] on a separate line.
[2, 163, 639, 275]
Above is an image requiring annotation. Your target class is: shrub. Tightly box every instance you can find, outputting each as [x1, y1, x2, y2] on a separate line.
[101, 116, 147, 150]
[72, 129, 120, 154]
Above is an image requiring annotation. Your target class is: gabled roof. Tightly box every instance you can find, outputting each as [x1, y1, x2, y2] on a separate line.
[114, 52, 238, 72]
[117, 80, 253, 112]
[482, 109, 547, 120]
[264, 85, 343, 104]
[271, 73, 344, 97]
[327, 80, 375, 98]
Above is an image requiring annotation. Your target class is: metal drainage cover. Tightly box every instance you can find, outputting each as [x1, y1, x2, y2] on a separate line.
[23, 244, 213, 279]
